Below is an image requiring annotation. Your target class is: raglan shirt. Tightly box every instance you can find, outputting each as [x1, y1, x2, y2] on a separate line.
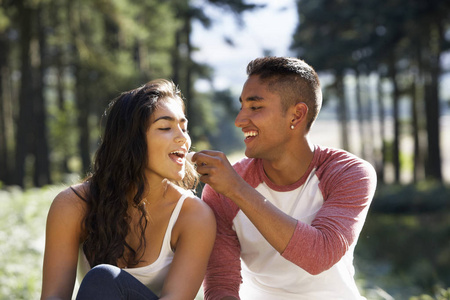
[202, 145, 377, 300]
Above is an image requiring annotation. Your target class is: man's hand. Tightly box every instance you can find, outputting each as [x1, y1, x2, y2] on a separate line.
[192, 150, 249, 199]
[193, 150, 297, 254]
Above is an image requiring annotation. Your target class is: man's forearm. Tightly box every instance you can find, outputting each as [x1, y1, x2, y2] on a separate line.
[227, 182, 297, 254]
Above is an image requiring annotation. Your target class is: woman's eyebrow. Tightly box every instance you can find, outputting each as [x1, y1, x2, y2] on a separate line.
[153, 116, 187, 124]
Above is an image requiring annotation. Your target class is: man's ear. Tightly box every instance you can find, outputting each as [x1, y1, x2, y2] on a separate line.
[290, 102, 308, 129]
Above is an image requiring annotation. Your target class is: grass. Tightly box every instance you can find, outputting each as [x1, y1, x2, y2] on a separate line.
[0, 185, 61, 300]
[354, 183, 450, 300]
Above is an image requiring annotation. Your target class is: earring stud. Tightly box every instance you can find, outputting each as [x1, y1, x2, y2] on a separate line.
[290, 125, 294, 130]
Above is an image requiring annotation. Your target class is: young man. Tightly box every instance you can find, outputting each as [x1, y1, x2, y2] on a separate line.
[192, 57, 377, 300]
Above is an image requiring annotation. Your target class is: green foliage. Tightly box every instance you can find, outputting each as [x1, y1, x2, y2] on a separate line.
[355, 184, 450, 299]
[189, 91, 216, 150]
[47, 98, 80, 176]
[410, 287, 450, 300]
[370, 182, 450, 213]
[0, 7, 10, 32]
[0, 186, 60, 299]
[205, 89, 244, 153]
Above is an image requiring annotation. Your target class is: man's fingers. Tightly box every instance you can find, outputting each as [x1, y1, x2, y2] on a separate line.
[197, 149, 222, 157]
[194, 152, 221, 167]
[195, 163, 213, 175]
[198, 173, 210, 184]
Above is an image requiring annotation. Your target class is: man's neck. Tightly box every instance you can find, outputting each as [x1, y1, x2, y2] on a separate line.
[262, 140, 314, 186]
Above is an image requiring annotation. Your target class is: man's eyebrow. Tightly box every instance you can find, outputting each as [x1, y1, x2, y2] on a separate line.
[153, 116, 187, 123]
[239, 96, 264, 103]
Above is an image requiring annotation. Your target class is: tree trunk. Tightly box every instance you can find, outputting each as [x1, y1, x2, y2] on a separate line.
[14, 0, 34, 187]
[171, 2, 199, 140]
[0, 32, 9, 184]
[75, 68, 91, 176]
[411, 77, 420, 183]
[376, 74, 386, 183]
[33, 4, 51, 186]
[55, 47, 70, 173]
[388, 52, 400, 184]
[183, 10, 194, 122]
[423, 22, 442, 182]
[364, 73, 376, 164]
[355, 70, 366, 159]
[171, 29, 181, 87]
[336, 71, 349, 151]
[171, 0, 188, 89]
[53, 1, 69, 174]
[68, 0, 91, 176]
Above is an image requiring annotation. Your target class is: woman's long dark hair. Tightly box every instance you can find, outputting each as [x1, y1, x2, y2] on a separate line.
[83, 79, 198, 267]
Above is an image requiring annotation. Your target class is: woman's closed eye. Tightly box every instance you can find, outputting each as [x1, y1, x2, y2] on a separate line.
[158, 126, 189, 133]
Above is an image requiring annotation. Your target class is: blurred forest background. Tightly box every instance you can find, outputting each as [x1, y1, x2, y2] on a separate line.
[0, 0, 450, 299]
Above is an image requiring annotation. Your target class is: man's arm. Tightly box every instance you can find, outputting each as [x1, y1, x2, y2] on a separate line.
[194, 150, 377, 275]
[202, 184, 242, 300]
[282, 158, 377, 274]
[194, 151, 297, 254]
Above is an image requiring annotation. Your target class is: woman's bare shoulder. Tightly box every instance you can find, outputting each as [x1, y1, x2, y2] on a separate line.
[50, 182, 89, 216]
[184, 193, 213, 214]
[179, 194, 216, 233]
[166, 183, 215, 227]
[172, 191, 216, 253]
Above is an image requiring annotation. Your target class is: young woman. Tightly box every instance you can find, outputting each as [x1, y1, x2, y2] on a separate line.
[41, 79, 216, 300]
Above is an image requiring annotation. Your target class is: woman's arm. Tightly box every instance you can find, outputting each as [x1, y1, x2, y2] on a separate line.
[41, 186, 86, 300]
[160, 196, 216, 300]
[202, 185, 242, 300]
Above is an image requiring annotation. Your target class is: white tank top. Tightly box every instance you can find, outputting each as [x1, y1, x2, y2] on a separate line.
[77, 190, 192, 296]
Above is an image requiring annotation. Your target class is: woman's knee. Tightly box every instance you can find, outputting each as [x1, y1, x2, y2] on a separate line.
[82, 264, 120, 284]
[76, 264, 124, 300]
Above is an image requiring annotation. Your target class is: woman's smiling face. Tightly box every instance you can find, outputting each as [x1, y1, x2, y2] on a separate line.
[145, 97, 191, 183]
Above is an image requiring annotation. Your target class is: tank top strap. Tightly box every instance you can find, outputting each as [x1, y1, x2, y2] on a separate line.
[161, 189, 193, 252]
[70, 186, 87, 202]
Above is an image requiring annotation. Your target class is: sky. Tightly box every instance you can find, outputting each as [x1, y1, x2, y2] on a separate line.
[191, 1, 450, 103]
[191, 0, 298, 94]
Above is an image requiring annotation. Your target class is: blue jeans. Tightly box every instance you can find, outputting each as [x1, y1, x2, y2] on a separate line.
[76, 264, 159, 300]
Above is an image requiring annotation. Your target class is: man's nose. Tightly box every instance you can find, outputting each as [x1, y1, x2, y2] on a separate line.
[235, 109, 248, 128]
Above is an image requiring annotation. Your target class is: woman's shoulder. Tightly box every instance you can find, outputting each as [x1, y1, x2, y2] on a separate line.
[171, 188, 216, 251]
[183, 193, 214, 218]
[50, 182, 89, 217]
[46, 183, 89, 242]
[170, 185, 215, 227]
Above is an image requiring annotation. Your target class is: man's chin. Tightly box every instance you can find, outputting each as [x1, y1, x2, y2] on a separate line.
[244, 149, 257, 158]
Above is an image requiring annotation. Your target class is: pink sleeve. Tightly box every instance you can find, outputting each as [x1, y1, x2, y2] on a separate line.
[202, 184, 242, 300]
[281, 158, 377, 275]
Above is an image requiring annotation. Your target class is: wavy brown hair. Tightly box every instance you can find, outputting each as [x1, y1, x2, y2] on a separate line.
[83, 79, 198, 267]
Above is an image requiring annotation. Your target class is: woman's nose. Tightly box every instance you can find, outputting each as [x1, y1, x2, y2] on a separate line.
[174, 127, 188, 143]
